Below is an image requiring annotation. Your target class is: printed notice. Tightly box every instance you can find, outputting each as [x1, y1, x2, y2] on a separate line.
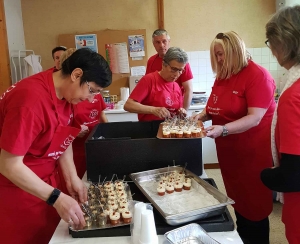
[128, 35, 145, 57]
[75, 34, 98, 52]
[131, 66, 146, 76]
[105, 43, 130, 74]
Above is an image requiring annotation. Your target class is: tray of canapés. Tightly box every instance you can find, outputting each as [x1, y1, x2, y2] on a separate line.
[130, 166, 234, 226]
[157, 116, 206, 139]
[69, 175, 135, 231]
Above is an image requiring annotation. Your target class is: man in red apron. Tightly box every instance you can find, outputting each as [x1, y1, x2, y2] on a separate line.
[146, 29, 193, 110]
[0, 48, 112, 244]
[194, 32, 275, 244]
[125, 47, 187, 120]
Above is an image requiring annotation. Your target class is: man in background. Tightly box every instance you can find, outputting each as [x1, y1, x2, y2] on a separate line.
[146, 29, 193, 110]
[51, 46, 67, 71]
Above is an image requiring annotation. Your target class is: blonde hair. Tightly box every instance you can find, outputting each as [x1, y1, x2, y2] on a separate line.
[59, 48, 76, 69]
[210, 31, 251, 80]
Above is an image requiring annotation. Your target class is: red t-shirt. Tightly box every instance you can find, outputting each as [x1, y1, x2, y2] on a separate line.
[276, 79, 300, 156]
[73, 94, 106, 131]
[129, 71, 183, 121]
[207, 60, 276, 124]
[146, 54, 193, 89]
[0, 70, 73, 157]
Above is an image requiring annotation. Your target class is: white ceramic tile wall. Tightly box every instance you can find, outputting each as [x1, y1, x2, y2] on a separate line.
[187, 47, 287, 96]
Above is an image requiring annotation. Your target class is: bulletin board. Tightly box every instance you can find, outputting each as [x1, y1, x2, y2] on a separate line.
[58, 29, 147, 97]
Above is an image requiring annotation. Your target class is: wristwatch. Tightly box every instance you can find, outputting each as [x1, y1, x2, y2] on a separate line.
[46, 188, 61, 206]
[222, 125, 229, 137]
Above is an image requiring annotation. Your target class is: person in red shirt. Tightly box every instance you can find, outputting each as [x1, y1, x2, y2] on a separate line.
[146, 29, 193, 110]
[72, 94, 107, 179]
[0, 48, 112, 244]
[260, 5, 300, 244]
[125, 47, 187, 121]
[57, 48, 108, 193]
[193, 31, 276, 244]
[49, 46, 67, 72]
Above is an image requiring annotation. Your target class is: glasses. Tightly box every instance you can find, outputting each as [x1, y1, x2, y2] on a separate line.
[85, 81, 101, 95]
[265, 39, 270, 48]
[216, 33, 230, 40]
[165, 62, 185, 74]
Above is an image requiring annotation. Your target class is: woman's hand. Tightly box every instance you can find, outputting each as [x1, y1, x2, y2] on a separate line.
[205, 125, 223, 138]
[77, 125, 89, 138]
[66, 175, 88, 204]
[53, 192, 86, 229]
[151, 107, 171, 118]
[178, 108, 187, 117]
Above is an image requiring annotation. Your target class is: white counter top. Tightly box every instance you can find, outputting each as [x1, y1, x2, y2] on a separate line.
[49, 172, 241, 244]
[104, 104, 206, 114]
[49, 220, 242, 244]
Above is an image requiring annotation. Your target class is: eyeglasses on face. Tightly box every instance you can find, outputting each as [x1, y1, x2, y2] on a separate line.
[265, 39, 270, 48]
[85, 80, 102, 95]
[164, 62, 185, 74]
[216, 33, 230, 40]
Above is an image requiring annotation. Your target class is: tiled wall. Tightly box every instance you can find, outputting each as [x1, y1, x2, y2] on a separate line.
[186, 47, 287, 96]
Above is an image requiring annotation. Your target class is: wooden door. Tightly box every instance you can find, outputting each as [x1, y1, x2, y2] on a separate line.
[0, 0, 11, 95]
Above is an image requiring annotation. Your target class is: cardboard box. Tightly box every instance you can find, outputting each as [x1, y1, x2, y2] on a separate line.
[85, 120, 203, 182]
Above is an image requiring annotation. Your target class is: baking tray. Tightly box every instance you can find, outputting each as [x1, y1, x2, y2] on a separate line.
[69, 183, 134, 232]
[130, 166, 234, 226]
[69, 180, 234, 238]
[157, 121, 206, 139]
[165, 223, 220, 244]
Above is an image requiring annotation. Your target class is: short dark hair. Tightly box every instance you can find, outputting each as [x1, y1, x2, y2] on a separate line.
[61, 48, 112, 88]
[51, 46, 67, 59]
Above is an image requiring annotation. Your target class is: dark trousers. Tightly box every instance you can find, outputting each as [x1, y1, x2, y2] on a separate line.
[235, 211, 270, 244]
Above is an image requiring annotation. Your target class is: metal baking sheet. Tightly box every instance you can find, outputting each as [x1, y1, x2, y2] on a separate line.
[69, 183, 135, 232]
[165, 223, 220, 244]
[130, 166, 234, 225]
[157, 121, 206, 139]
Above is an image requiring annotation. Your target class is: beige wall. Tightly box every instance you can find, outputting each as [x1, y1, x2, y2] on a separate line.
[21, 0, 275, 69]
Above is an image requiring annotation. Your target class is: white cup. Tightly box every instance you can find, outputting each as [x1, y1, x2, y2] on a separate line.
[131, 202, 146, 244]
[139, 209, 158, 244]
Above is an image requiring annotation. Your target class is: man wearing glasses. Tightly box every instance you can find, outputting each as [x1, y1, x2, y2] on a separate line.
[146, 29, 193, 110]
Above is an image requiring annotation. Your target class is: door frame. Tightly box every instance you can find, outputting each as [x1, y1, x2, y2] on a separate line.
[0, 0, 11, 95]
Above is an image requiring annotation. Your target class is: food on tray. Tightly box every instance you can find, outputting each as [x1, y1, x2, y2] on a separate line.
[97, 213, 107, 226]
[161, 116, 206, 139]
[122, 211, 132, 223]
[163, 130, 171, 138]
[183, 181, 191, 190]
[109, 212, 120, 225]
[166, 183, 175, 194]
[174, 182, 183, 192]
[85, 216, 92, 226]
[79, 177, 133, 230]
[157, 185, 166, 196]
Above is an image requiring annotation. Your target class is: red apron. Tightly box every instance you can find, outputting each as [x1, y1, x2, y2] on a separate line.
[139, 74, 182, 121]
[67, 99, 100, 185]
[206, 79, 273, 221]
[0, 77, 80, 244]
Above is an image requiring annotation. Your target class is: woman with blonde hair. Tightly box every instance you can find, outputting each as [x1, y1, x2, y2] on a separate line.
[261, 5, 300, 243]
[194, 31, 276, 243]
